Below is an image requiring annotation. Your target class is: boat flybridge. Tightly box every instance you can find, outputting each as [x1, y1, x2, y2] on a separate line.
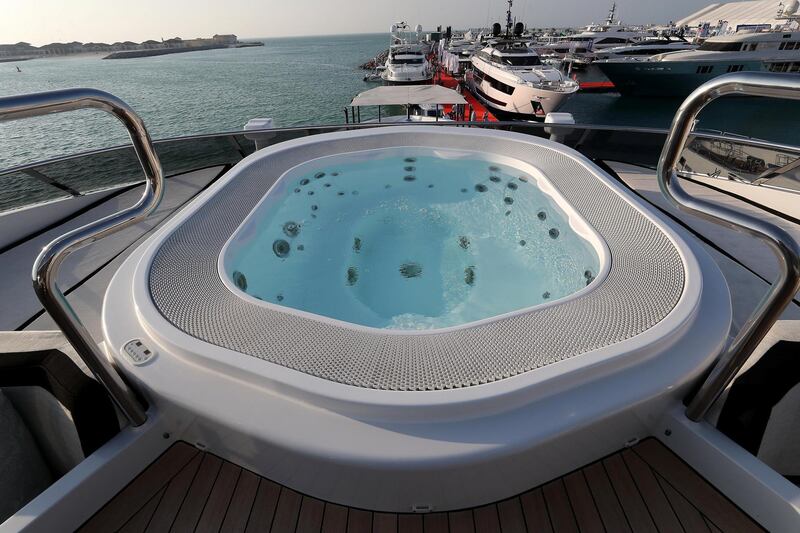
[1, 72, 800, 532]
[381, 22, 433, 85]
[598, 7, 800, 96]
[593, 36, 698, 61]
[534, 2, 649, 58]
[469, 41, 579, 118]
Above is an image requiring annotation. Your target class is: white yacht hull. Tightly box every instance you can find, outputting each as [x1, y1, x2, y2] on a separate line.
[467, 72, 576, 118]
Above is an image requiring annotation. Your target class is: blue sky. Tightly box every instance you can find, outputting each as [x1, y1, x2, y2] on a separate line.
[4, 0, 732, 45]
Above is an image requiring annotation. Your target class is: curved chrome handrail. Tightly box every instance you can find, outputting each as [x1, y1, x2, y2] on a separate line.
[657, 72, 800, 422]
[0, 88, 164, 426]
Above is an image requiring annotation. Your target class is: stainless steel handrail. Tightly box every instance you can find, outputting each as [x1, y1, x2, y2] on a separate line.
[0, 88, 164, 426]
[657, 72, 800, 422]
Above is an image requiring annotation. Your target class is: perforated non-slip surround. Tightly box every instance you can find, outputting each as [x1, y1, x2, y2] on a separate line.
[149, 130, 685, 391]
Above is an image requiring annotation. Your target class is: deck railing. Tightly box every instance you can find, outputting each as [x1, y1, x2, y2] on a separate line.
[0, 88, 162, 426]
[657, 72, 800, 421]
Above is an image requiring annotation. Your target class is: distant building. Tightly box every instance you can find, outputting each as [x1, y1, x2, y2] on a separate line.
[82, 42, 113, 52]
[213, 34, 238, 45]
[141, 39, 161, 49]
[164, 37, 185, 48]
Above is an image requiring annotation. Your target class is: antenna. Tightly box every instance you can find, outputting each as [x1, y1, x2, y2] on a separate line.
[506, 0, 514, 37]
[606, 2, 617, 26]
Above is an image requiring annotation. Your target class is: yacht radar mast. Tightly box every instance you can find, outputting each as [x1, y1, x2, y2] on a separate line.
[606, 2, 617, 26]
[506, 0, 514, 37]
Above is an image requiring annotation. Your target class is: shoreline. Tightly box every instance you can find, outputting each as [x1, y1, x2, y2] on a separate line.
[103, 41, 264, 59]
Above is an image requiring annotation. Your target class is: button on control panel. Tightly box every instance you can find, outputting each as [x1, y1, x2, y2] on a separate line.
[123, 339, 156, 365]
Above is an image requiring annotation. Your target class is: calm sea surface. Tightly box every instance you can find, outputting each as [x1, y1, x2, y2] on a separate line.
[2, 32, 799, 171]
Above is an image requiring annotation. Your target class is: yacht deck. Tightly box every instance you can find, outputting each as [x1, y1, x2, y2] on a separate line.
[79, 438, 762, 532]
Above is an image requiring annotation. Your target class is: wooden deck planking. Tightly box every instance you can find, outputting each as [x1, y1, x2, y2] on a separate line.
[220, 470, 261, 532]
[295, 496, 325, 533]
[81, 438, 764, 532]
[497, 498, 527, 533]
[321, 503, 349, 533]
[562, 471, 604, 533]
[542, 479, 579, 533]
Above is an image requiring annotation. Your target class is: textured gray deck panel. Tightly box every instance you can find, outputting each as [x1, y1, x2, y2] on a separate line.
[148, 131, 685, 390]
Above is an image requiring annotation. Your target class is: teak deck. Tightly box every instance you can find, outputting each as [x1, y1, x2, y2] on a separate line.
[79, 438, 762, 533]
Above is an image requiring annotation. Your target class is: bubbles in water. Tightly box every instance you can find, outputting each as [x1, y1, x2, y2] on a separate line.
[461, 188, 468, 193]
[337, 191, 345, 196]
[232, 270, 247, 291]
[428, 184, 434, 188]
[537, 211, 547, 221]
[507, 182, 518, 190]
[519, 240, 526, 246]
[311, 205, 318, 211]
[549, 228, 560, 239]
[346, 267, 358, 286]
[399, 262, 423, 278]
[353, 237, 362, 253]
[332, 172, 340, 177]
[297, 244, 305, 251]
[404, 175, 416, 182]
[504, 197, 514, 205]
[584, 270, 593, 279]
[542, 291, 551, 299]
[324, 183, 332, 188]
[314, 172, 325, 179]
[475, 184, 488, 192]
[352, 190, 359, 195]
[385, 184, 392, 189]
[465, 266, 475, 286]
[282, 221, 300, 238]
[308, 191, 314, 196]
[586, 277, 594, 286]
[273, 239, 290, 258]
[404, 157, 417, 163]
[489, 176, 501, 183]
[300, 178, 309, 186]
[276, 293, 284, 302]
[294, 188, 301, 193]
[505, 210, 511, 216]
[489, 165, 500, 172]
[458, 236, 470, 250]
[404, 166, 415, 172]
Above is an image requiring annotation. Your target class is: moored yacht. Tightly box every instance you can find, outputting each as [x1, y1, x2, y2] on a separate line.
[381, 22, 433, 85]
[598, 28, 800, 96]
[534, 2, 650, 58]
[593, 36, 698, 61]
[468, 41, 579, 118]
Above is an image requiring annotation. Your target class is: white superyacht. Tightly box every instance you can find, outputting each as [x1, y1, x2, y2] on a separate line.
[468, 40, 578, 118]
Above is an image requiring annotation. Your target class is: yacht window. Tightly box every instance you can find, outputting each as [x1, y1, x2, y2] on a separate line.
[391, 58, 424, 64]
[698, 41, 744, 51]
[473, 67, 515, 95]
[620, 48, 665, 56]
[749, 43, 758, 51]
[498, 55, 541, 66]
[596, 37, 629, 45]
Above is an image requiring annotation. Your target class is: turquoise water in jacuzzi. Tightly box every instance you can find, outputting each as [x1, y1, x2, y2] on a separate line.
[222, 148, 602, 330]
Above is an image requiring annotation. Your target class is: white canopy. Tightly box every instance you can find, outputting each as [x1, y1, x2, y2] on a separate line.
[350, 85, 467, 107]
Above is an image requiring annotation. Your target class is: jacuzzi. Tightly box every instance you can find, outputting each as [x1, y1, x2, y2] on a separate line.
[103, 126, 732, 511]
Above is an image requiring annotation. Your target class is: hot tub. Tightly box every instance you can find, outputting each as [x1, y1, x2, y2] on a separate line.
[103, 126, 732, 511]
[220, 147, 607, 331]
